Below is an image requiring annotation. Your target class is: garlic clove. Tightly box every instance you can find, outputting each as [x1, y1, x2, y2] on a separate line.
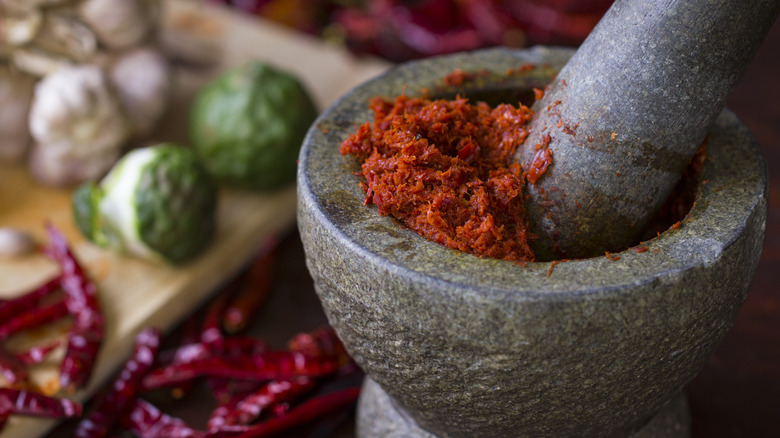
[0, 64, 35, 162]
[1, 0, 72, 13]
[33, 10, 98, 62]
[29, 141, 121, 186]
[110, 46, 171, 138]
[78, 0, 157, 50]
[11, 46, 74, 77]
[0, 6, 42, 47]
[0, 227, 36, 258]
[28, 65, 130, 186]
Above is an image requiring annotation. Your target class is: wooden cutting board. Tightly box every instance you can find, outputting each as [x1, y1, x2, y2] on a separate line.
[0, 1, 389, 436]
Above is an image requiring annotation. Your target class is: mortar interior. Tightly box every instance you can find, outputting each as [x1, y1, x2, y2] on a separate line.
[300, 46, 765, 295]
[340, 62, 701, 261]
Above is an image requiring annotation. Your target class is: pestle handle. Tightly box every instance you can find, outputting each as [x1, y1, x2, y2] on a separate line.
[519, 0, 779, 260]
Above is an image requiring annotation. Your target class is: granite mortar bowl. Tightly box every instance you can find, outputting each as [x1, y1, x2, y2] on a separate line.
[296, 47, 768, 437]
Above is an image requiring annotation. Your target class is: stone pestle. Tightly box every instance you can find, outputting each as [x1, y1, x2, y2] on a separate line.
[519, 0, 779, 260]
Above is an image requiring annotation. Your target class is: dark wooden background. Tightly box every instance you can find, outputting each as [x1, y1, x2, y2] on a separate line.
[684, 15, 780, 438]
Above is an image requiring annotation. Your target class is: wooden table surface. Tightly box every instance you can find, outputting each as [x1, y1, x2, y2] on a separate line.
[49, 13, 780, 438]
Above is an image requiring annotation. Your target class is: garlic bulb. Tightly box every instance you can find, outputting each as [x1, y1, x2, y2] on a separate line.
[1, 0, 71, 12]
[28, 65, 130, 186]
[0, 65, 35, 162]
[11, 46, 74, 77]
[110, 46, 171, 137]
[33, 10, 98, 62]
[78, 0, 155, 49]
[0, 6, 42, 47]
[29, 140, 121, 186]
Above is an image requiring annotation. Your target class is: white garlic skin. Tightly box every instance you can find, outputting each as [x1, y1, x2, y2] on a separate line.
[28, 64, 130, 186]
[78, 0, 154, 49]
[0, 228, 36, 258]
[0, 65, 36, 162]
[110, 47, 171, 137]
[0, 7, 42, 46]
[10, 47, 75, 78]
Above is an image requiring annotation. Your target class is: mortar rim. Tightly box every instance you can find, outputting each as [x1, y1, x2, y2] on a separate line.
[297, 46, 768, 298]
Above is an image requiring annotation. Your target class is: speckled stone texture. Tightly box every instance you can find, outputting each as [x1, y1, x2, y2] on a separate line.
[357, 377, 690, 438]
[518, 0, 779, 260]
[296, 47, 768, 437]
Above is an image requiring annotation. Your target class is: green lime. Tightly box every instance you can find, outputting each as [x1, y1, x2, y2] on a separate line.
[190, 61, 318, 191]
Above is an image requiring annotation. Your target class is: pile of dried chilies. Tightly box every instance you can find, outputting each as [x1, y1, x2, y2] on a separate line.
[214, 0, 613, 62]
[0, 224, 104, 425]
[0, 229, 360, 436]
[71, 296, 357, 437]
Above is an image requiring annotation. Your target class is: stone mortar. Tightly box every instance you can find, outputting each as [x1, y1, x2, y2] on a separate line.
[296, 47, 768, 437]
[356, 377, 691, 438]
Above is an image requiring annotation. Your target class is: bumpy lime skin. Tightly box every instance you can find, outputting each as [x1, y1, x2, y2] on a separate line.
[135, 145, 218, 264]
[72, 182, 101, 243]
[190, 62, 318, 191]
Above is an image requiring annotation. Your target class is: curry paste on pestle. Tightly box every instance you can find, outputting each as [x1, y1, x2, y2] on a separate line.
[340, 92, 704, 264]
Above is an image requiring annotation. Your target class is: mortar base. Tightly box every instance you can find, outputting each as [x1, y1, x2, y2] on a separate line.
[357, 377, 690, 438]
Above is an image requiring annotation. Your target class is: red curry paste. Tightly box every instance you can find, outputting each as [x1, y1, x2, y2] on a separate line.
[339, 92, 705, 265]
[340, 95, 539, 263]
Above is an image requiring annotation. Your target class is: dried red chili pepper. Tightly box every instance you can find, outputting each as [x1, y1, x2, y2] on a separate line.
[0, 345, 28, 386]
[195, 273, 249, 402]
[215, 337, 271, 359]
[0, 299, 69, 339]
[206, 387, 361, 438]
[165, 337, 270, 366]
[207, 327, 327, 429]
[200, 338, 272, 414]
[75, 327, 161, 438]
[209, 379, 263, 407]
[270, 403, 289, 417]
[207, 385, 262, 432]
[141, 351, 338, 391]
[202, 274, 251, 402]
[0, 388, 81, 418]
[207, 328, 348, 432]
[120, 398, 204, 438]
[0, 275, 61, 324]
[208, 377, 316, 431]
[158, 310, 203, 399]
[14, 340, 62, 365]
[223, 238, 279, 334]
[167, 336, 270, 402]
[44, 224, 105, 391]
[287, 326, 347, 362]
[201, 277, 242, 345]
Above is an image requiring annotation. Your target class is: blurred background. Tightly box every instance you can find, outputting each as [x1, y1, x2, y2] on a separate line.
[4, 0, 776, 436]
[210, 0, 613, 61]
